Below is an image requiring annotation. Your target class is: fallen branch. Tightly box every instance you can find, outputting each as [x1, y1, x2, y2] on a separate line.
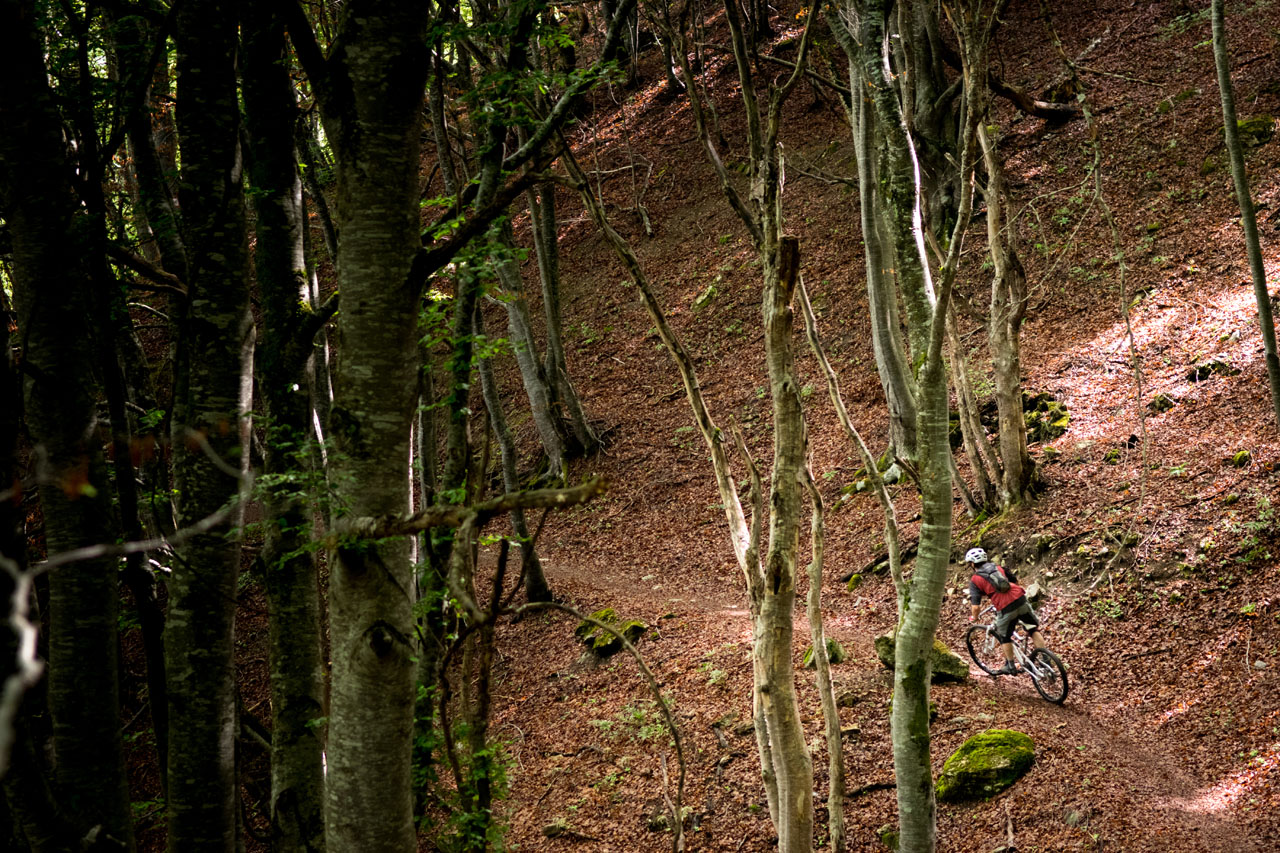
[1122, 646, 1172, 661]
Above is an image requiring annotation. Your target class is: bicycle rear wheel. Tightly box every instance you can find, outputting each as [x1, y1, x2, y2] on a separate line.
[965, 624, 1005, 676]
[1028, 648, 1069, 704]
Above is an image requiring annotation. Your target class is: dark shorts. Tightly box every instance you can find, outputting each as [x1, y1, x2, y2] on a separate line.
[993, 600, 1039, 643]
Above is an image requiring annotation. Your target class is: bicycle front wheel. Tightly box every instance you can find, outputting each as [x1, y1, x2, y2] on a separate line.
[965, 624, 1005, 676]
[1028, 648, 1069, 704]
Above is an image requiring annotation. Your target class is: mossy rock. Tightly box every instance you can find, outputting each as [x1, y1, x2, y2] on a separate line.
[1103, 448, 1122, 464]
[1232, 450, 1252, 468]
[873, 635, 968, 683]
[1187, 359, 1239, 382]
[935, 729, 1035, 802]
[803, 638, 848, 669]
[692, 282, 718, 311]
[1200, 153, 1223, 176]
[846, 572, 863, 592]
[1238, 115, 1276, 148]
[1023, 392, 1070, 442]
[1147, 393, 1177, 414]
[575, 608, 646, 658]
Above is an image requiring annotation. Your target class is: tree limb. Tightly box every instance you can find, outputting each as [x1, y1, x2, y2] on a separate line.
[106, 243, 187, 296]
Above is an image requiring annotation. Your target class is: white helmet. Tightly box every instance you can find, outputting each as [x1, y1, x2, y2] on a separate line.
[964, 547, 987, 565]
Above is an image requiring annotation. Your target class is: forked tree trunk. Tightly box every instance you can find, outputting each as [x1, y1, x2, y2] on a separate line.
[977, 123, 1034, 505]
[530, 183, 599, 456]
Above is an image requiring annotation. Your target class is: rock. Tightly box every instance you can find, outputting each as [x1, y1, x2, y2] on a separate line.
[1255, 659, 1268, 670]
[882, 462, 902, 485]
[732, 720, 755, 737]
[935, 729, 1036, 802]
[836, 691, 860, 708]
[1223, 493, 1240, 506]
[950, 716, 971, 726]
[1103, 448, 1122, 464]
[846, 573, 863, 592]
[1041, 446, 1061, 463]
[1232, 450, 1252, 468]
[1186, 359, 1240, 382]
[1238, 114, 1275, 148]
[874, 635, 969, 683]
[803, 638, 848, 669]
[1200, 154, 1222, 176]
[693, 279, 720, 311]
[1147, 393, 1177, 414]
[1025, 582, 1045, 604]
[575, 608, 647, 658]
[841, 725, 861, 739]
[854, 479, 870, 493]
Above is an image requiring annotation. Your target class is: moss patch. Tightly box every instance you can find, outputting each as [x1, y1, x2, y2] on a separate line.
[935, 729, 1035, 802]
[575, 608, 647, 658]
[803, 637, 848, 669]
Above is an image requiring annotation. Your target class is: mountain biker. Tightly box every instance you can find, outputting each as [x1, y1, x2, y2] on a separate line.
[964, 547, 1047, 675]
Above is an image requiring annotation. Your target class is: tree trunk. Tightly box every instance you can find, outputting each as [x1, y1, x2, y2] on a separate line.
[1212, 0, 1280, 427]
[475, 311, 553, 602]
[0, 2, 135, 846]
[307, 2, 432, 847]
[243, 7, 327, 851]
[167, 0, 254, 847]
[802, 472, 845, 852]
[492, 223, 567, 478]
[531, 183, 599, 456]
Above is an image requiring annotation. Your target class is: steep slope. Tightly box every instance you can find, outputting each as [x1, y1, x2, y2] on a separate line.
[473, 1, 1280, 850]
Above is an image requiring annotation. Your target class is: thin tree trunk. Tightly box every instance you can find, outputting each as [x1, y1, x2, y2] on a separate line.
[531, 183, 599, 455]
[946, 307, 1000, 507]
[492, 223, 567, 478]
[801, 470, 845, 853]
[475, 312, 553, 602]
[1212, 0, 1280, 427]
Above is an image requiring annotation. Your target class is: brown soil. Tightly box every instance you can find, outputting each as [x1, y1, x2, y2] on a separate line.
[474, 1, 1280, 850]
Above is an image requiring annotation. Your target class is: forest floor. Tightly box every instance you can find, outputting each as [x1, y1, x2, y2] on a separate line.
[115, 0, 1280, 850]
[468, 1, 1280, 850]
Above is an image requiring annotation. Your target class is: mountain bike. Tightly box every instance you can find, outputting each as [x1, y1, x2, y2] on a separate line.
[965, 605, 1069, 704]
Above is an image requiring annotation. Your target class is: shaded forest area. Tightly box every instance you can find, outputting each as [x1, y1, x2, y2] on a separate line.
[2, 0, 1280, 851]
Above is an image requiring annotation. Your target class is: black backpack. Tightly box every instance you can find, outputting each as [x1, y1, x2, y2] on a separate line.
[976, 562, 1011, 593]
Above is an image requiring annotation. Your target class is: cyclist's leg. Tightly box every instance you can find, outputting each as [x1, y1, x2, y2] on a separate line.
[993, 610, 1018, 663]
[1019, 606, 1048, 649]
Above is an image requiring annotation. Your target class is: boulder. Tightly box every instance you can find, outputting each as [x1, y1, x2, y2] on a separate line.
[935, 729, 1035, 802]
[1186, 359, 1239, 382]
[873, 635, 968, 683]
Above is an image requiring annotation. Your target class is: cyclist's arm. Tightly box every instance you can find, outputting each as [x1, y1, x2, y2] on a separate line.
[967, 579, 983, 620]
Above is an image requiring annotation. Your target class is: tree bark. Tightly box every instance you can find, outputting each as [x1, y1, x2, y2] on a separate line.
[167, 0, 254, 848]
[290, 1, 432, 847]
